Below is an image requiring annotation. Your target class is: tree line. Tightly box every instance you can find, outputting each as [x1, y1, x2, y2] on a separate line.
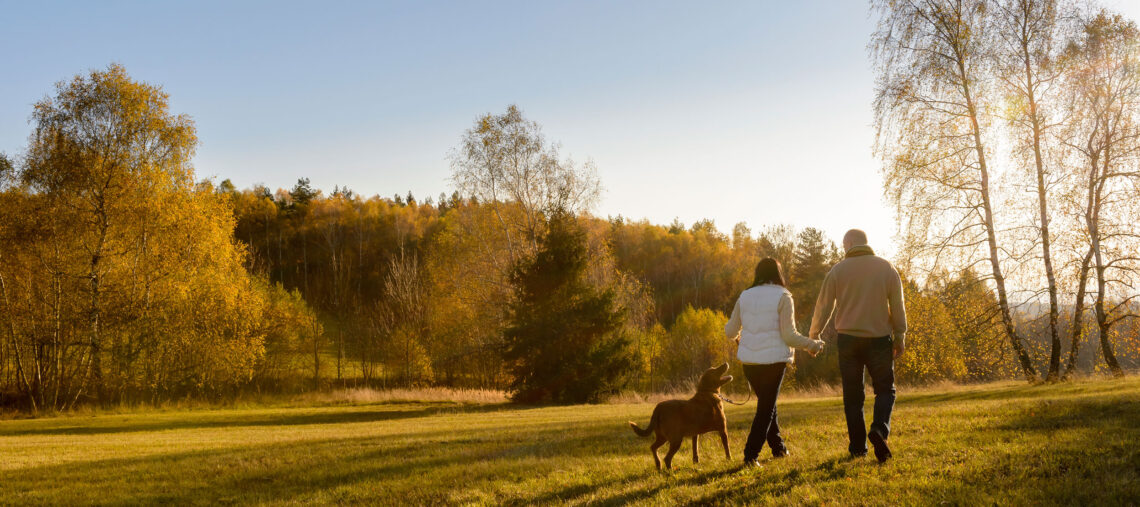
[3, 36, 1138, 410]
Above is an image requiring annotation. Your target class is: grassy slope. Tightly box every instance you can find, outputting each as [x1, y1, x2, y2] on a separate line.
[1, 377, 1138, 506]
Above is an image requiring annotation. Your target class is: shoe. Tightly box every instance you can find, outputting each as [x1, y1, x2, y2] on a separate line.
[742, 458, 762, 468]
[772, 448, 789, 458]
[868, 429, 892, 463]
[849, 451, 867, 459]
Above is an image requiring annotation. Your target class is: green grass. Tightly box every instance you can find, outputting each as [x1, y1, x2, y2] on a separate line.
[2, 377, 1138, 506]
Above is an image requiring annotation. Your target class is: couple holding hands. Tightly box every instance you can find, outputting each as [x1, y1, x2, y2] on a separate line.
[725, 229, 907, 466]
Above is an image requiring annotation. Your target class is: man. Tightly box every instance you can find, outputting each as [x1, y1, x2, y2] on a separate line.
[810, 229, 906, 463]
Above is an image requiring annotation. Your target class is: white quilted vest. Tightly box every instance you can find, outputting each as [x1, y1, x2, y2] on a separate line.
[735, 284, 795, 365]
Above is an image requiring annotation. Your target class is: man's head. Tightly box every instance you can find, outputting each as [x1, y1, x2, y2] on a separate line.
[842, 229, 868, 252]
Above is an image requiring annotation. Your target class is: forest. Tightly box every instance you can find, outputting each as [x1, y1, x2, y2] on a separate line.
[2, 1, 1140, 412]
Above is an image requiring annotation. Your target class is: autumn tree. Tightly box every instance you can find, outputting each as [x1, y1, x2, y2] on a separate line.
[0, 64, 307, 409]
[872, 0, 1038, 380]
[660, 306, 731, 390]
[449, 105, 601, 264]
[995, 0, 1070, 380]
[1059, 10, 1140, 377]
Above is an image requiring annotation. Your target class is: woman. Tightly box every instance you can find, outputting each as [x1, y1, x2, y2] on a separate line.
[724, 258, 824, 466]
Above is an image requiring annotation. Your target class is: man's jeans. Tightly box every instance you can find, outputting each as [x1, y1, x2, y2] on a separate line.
[837, 334, 895, 455]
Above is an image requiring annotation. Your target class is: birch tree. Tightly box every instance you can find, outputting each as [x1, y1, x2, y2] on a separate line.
[872, 0, 1039, 380]
[1060, 10, 1140, 377]
[994, 0, 1068, 379]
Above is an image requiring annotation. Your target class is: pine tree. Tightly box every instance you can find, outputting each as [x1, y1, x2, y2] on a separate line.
[503, 212, 632, 403]
[789, 227, 840, 384]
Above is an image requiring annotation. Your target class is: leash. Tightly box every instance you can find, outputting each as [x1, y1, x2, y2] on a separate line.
[716, 384, 753, 406]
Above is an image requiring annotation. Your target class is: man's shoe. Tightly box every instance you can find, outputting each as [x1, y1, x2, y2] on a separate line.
[868, 429, 892, 463]
[742, 458, 762, 468]
[848, 451, 867, 459]
[772, 448, 789, 458]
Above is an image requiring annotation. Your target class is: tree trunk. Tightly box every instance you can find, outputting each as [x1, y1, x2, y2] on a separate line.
[1091, 143, 1124, 377]
[1020, 41, 1062, 381]
[1063, 248, 1093, 379]
[958, 54, 1038, 381]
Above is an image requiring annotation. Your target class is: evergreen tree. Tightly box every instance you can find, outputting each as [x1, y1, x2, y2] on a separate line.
[790, 228, 833, 328]
[290, 178, 316, 206]
[789, 227, 841, 384]
[504, 212, 632, 403]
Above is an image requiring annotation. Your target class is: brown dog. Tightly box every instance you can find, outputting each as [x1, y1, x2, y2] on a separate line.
[629, 363, 733, 470]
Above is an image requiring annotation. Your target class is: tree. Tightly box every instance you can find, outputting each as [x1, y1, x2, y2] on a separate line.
[22, 63, 200, 403]
[872, 0, 1039, 380]
[503, 213, 631, 404]
[995, 0, 1068, 380]
[378, 250, 432, 386]
[789, 228, 837, 330]
[449, 105, 601, 264]
[1060, 10, 1140, 377]
[0, 64, 319, 410]
[661, 306, 731, 390]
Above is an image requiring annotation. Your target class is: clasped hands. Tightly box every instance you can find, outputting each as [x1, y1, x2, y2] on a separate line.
[807, 334, 825, 357]
[807, 338, 825, 357]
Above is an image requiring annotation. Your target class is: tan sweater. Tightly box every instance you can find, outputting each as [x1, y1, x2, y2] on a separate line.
[809, 245, 907, 344]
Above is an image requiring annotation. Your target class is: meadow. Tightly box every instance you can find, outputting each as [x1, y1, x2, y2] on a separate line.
[1, 376, 1137, 506]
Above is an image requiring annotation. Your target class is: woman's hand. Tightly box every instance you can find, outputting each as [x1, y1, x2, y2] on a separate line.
[809, 339, 825, 357]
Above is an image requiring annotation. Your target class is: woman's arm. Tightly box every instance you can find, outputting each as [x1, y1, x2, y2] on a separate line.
[778, 293, 821, 350]
[724, 298, 742, 340]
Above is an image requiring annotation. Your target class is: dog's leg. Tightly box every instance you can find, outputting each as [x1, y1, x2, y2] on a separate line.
[650, 434, 666, 470]
[692, 435, 699, 464]
[719, 430, 731, 460]
[664, 438, 682, 470]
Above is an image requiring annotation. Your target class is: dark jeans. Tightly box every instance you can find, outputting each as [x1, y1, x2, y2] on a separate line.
[742, 362, 787, 461]
[838, 334, 896, 454]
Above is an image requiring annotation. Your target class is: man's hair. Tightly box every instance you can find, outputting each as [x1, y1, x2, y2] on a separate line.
[844, 229, 868, 247]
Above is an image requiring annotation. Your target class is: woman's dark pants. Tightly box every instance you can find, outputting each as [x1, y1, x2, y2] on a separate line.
[837, 334, 896, 455]
[742, 362, 788, 461]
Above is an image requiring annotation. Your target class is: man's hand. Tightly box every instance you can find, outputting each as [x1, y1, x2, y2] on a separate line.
[893, 340, 905, 359]
[734, 336, 740, 346]
[809, 340, 824, 357]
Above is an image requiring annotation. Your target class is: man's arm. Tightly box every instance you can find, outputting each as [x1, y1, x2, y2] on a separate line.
[888, 265, 907, 356]
[809, 269, 836, 338]
[725, 298, 742, 341]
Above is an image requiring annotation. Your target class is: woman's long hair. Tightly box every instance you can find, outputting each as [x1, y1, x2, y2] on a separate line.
[751, 258, 787, 287]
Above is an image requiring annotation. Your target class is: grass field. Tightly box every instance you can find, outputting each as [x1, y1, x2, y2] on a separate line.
[2, 376, 1138, 506]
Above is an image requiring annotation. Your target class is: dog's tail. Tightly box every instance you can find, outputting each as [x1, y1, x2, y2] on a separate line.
[628, 409, 658, 438]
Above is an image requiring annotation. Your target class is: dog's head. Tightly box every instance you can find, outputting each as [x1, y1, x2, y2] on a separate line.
[697, 363, 733, 392]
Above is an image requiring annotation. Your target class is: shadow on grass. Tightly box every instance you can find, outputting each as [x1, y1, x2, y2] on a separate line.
[2, 411, 643, 504]
[897, 377, 1131, 407]
[0, 402, 519, 437]
[592, 466, 742, 506]
[953, 395, 1140, 504]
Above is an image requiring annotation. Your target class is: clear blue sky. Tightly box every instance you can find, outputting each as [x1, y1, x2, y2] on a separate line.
[5, 1, 1140, 253]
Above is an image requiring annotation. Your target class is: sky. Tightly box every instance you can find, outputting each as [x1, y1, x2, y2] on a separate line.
[5, 0, 1140, 255]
